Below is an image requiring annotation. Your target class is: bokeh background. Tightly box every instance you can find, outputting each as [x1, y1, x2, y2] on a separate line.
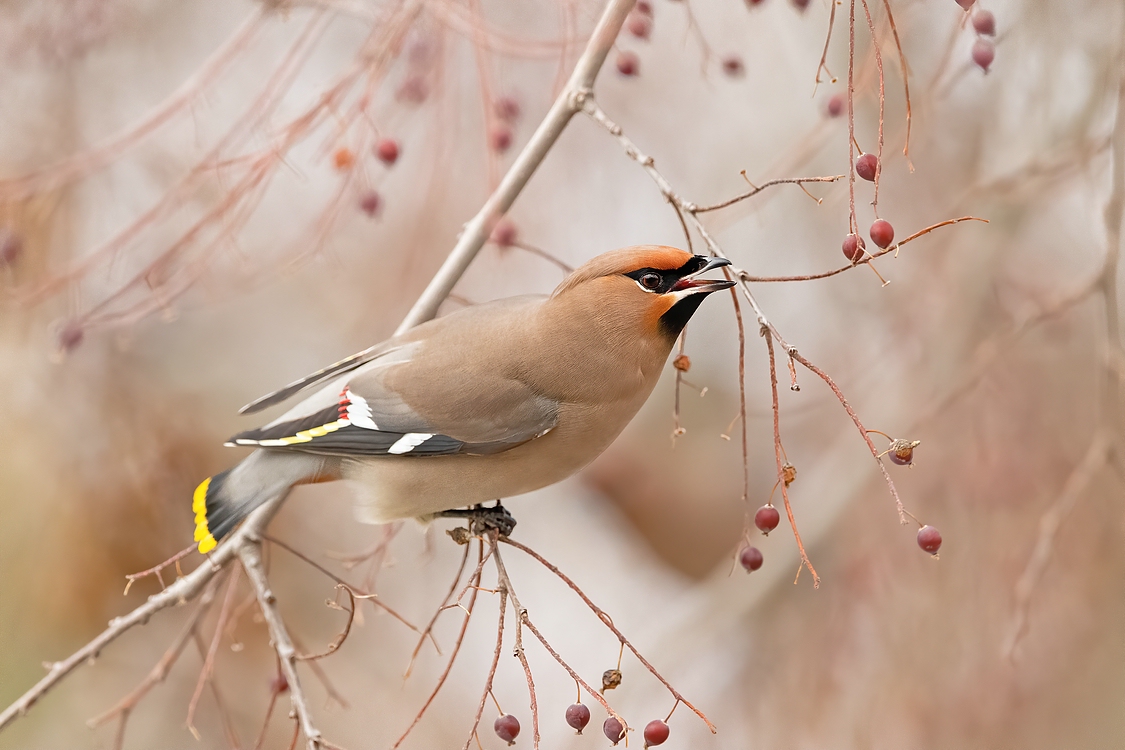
[2, 0, 1124, 748]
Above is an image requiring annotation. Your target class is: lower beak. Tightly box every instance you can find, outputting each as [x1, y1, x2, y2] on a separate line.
[671, 256, 735, 293]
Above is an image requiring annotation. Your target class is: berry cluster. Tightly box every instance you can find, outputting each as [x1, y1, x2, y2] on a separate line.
[957, 0, 997, 72]
[491, 702, 673, 747]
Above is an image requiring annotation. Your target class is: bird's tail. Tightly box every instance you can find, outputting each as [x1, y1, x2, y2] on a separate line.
[192, 450, 331, 553]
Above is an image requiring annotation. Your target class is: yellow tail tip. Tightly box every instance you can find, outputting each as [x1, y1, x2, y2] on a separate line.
[192, 477, 215, 554]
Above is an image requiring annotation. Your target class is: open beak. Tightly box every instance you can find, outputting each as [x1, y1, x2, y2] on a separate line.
[671, 256, 735, 294]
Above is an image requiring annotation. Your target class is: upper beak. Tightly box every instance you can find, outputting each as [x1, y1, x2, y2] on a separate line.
[671, 256, 735, 293]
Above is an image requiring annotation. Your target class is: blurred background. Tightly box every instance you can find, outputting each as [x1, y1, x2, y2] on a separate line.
[2, 0, 1124, 747]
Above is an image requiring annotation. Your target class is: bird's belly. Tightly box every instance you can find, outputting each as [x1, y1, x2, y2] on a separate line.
[341, 398, 644, 523]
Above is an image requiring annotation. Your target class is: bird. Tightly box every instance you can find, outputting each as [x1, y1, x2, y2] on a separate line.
[192, 245, 734, 553]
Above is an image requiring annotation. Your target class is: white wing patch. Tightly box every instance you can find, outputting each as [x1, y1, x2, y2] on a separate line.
[387, 433, 434, 454]
[344, 388, 380, 430]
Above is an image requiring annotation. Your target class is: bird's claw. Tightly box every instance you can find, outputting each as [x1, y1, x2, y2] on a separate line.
[439, 503, 517, 537]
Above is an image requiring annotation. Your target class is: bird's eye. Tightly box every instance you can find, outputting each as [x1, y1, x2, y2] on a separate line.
[640, 272, 662, 291]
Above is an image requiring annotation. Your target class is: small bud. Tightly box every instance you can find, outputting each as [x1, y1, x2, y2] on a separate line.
[739, 546, 764, 572]
[602, 668, 622, 692]
[672, 354, 691, 372]
[869, 219, 895, 249]
[972, 38, 995, 72]
[603, 716, 626, 745]
[566, 703, 591, 733]
[855, 152, 879, 181]
[375, 138, 400, 166]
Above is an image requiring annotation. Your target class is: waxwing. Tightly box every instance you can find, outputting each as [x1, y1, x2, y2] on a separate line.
[193, 245, 734, 552]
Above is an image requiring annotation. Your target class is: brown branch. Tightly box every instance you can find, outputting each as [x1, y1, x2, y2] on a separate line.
[187, 566, 242, 735]
[122, 543, 196, 595]
[461, 550, 507, 750]
[692, 175, 844, 214]
[501, 538, 717, 733]
[404, 541, 471, 677]
[879, 0, 912, 161]
[859, 0, 885, 215]
[295, 586, 355, 662]
[490, 543, 541, 750]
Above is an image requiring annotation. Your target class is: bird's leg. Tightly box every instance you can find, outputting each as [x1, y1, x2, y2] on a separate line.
[437, 501, 517, 537]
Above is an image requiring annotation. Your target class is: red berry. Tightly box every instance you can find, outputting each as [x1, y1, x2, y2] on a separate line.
[0, 228, 22, 265]
[603, 716, 626, 745]
[747, 0, 765, 5]
[754, 505, 780, 535]
[375, 138, 399, 166]
[739, 546, 763, 572]
[955, 0, 974, 8]
[643, 720, 670, 747]
[972, 38, 995, 72]
[842, 233, 866, 262]
[489, 124, 513, 153]
[917, 525, 942, 555]
[58, 320, 84, 353]
[826, 92, 845, 117]
[490, 218, 518, 247]
[627, 14, 652, 39]
[358, 190, 382, 217]
[395, 75, 428, 104]
[493, 96, 521, 122]
[616, 51, 639, 77]
[792, 0, 810, 9]
[972, 9, 995, 35]
[566, 703, 591, 733]
[494, 714, 520, 745]
[269, 674, 289, 693]
[855, 152, 878, 181]
[721, 55, 745, 78]
[635, 0, 653, 16]
[869, 219, 895, 249]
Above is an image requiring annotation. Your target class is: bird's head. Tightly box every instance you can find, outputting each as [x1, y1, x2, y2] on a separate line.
[551, 246, 735, 340]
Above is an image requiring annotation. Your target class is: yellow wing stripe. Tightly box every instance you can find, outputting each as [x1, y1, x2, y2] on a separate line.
[231, 419, 348, 448]
[193, 477, 217, 554]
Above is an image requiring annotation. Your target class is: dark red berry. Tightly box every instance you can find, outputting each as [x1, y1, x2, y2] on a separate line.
[826, 92, 845, 117]
[869, 219, 895, 249]
[270, 674, 289, 693]
[955, 0, 974, 8]
[493, 96, 521, 122]
[972, 9, 995, 35]
[494, 714, 520, 745]
[739, 546, 764, 572]
[358, 190, 382, 217]
[396, 75, 428, 104]
[721, 55, 745, 78]
[375, 138, 399, 166]
[0, 229, 22, 265]
[754, 505, 780, 535]
[855, 152, 878, 181]
[566, 703, 591, 733]
[490, 218, 518, 247]
[58, 320, 84, 353]
[627, 14, 652, 39]
[489, 124, 513, 153]
[616, 51, 639, 77]
[792, 0, 810, 9]
[917, 525, 942, 555]
[643, 720, 670, 747]
[842, 233, 866, 262]
[603, 716, 626, 745]
[972, 38, 995, 72]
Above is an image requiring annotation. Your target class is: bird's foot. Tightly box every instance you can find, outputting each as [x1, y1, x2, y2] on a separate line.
[439, 503, 517, 537]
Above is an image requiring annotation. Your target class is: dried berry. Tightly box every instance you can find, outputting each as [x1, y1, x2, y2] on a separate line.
[489, 124, 513, 153]
[375, 138, 399, 166]
[333, 148, 355, 171]
[721, 55, 745, 78]
[855, 152, 878, 181]
[754, 505, 780, 535]
[673, 354, 691, 372]
[490, 218, 518, 247]
[888, 438, 921, 465]
[739, 546, 763, 572]
[627, 14, 652, 39]
[842, 233, 866, 262]
[972, 9, 995, 35]
[955, 0, 974, 8]
[493, 96, 521, 122]
[972, 38, 995, 72]
[869, 219, 895, 249]
[566, 703, 591, 733]
[616, 51, 640, 77]
[358, 190, 382, 217]
[603, 716, 626, 745]
[826, 92, 845, 117]
[917, 525, 942, 555]
[644, 719, 670, 747]
[494, 714, 520, 745]
[602, 668, 622, 691]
